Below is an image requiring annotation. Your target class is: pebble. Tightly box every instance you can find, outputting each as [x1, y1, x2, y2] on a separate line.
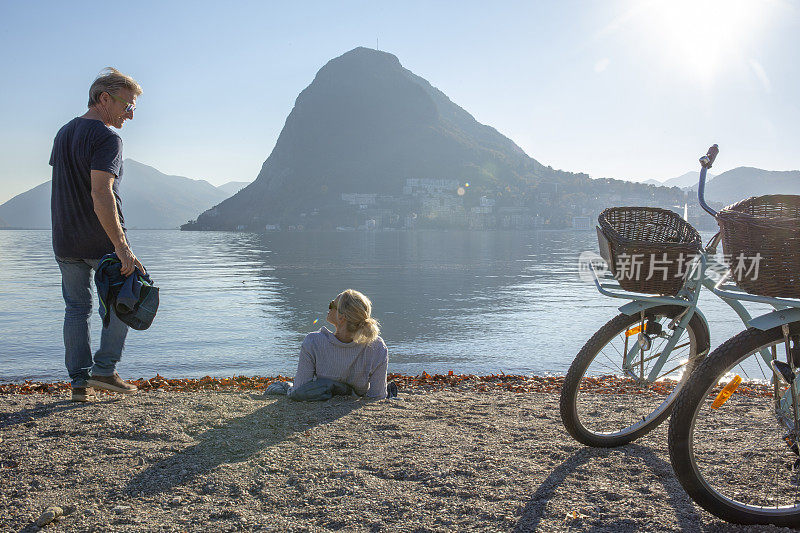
[35, 506, 63, 526]
[112, 505, 130, 513]
[170, 497, 182, 506]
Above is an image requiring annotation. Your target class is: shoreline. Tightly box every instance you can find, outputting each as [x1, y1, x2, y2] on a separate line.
[1, 373, 563, 395]
[1, 373, 771, 397]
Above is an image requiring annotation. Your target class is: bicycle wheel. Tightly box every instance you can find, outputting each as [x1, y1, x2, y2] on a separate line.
[669, 326, 800, 526]
[560, 305, 709, 447]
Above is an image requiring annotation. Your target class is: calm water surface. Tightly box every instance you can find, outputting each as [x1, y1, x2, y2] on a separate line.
[0, 230, 769, 382]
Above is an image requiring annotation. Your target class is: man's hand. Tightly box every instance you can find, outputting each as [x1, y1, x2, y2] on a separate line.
[134, 256, 146, 275]
[115, 244, 145, 277]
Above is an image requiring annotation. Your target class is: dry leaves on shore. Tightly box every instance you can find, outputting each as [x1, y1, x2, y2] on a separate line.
[1, 372, 562, 395]
[0, 372, 774, 397]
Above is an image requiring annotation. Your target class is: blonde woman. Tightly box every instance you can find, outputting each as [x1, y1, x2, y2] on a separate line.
[291, 289, 392, 400]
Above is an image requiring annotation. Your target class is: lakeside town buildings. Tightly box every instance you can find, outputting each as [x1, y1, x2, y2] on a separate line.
[216, 177, 711, 233]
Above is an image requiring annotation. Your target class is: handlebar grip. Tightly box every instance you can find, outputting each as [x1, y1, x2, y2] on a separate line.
[707, 144, 719, 165]
[700, 144, 719, 169]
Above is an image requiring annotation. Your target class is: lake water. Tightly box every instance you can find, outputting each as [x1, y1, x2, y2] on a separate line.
[0, 230, 771, 383]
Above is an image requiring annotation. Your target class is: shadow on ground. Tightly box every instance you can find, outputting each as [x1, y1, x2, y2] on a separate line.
[124, 396, 362, 496]
[514, 444, 705, 532]
[0, 399, 85, 430]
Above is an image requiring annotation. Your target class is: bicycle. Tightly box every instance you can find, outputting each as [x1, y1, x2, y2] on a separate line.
[560, 145, 763, 447]
[667, 154, 800, 526]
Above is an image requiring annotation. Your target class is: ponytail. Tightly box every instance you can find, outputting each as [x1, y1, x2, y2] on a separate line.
[335, 289, 381, 344]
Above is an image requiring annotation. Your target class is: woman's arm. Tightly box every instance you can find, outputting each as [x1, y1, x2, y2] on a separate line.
[293, 341, 316, 389]
[365, 344, 389, 399]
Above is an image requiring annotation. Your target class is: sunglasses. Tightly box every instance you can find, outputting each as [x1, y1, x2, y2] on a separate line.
[329, 300, 337, 310]
[109, 92, 136, 113]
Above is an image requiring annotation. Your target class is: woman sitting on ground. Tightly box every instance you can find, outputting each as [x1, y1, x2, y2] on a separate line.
[291, 289, 392, 400]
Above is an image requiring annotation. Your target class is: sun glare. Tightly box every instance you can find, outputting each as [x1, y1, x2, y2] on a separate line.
[631, 0, 775, 82]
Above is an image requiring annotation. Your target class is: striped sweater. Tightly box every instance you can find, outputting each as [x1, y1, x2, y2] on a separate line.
[293, 328, 389, 399]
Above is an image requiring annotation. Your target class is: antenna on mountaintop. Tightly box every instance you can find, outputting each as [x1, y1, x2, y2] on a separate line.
[376, 38, 379, 51]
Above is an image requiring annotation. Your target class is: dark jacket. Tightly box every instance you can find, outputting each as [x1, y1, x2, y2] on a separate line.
[94, 253, 158, 330]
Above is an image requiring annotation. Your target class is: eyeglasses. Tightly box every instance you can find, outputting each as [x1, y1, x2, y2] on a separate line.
[329, 300, 337, 310]
[108, 92, 135, 113]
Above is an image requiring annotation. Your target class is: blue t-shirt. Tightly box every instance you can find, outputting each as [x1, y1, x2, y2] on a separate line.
[50, 117, 125, 259]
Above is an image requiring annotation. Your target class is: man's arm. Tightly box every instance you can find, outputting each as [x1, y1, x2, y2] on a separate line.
[90, 170, 142, 276]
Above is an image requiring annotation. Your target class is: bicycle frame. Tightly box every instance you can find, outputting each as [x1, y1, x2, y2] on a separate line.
[583, 143, 800, 385]
[588, 246, 762, 382]
[585, 145, 800, 383]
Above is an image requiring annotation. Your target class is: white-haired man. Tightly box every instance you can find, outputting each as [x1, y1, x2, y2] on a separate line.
[50, 67, 144, 402]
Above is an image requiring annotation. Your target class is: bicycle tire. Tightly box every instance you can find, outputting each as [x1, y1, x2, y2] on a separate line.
[560, 305, 709, 447]
[669, 326, 800, 527]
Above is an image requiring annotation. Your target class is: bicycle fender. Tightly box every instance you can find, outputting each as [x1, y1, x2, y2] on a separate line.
[618, 300, 692, 316]
[691, 308, 710, 342]
[617, 302, 710, 341]
[748, 308, 800, 331]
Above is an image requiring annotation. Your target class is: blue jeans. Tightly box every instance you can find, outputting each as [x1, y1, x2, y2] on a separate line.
[56, 257, 129, 388]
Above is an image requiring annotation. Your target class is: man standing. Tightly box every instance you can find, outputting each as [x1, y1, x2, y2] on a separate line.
[50, 67, 144, 402]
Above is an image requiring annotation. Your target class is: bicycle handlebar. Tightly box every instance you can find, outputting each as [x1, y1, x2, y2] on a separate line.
[700, 144, 718, 169]
[698, 144, 719, 218]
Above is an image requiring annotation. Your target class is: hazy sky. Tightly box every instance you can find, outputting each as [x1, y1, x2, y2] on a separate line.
[1, 0, 798, 203]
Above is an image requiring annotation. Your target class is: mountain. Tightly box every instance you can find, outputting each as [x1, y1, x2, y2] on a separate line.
[183, 47, 692, 231]
[0, 181, 51, 229]
[0, 160, 233, 229]
[119, 160, 232, 228]
[0, 215, 7, 228]
[664, 172, 710, 189]
[645, 172, 713, 189]
[183, 47, 562, 230]
[644, 166, 800, 201]
[217, 181, 251, 196]
[701, 167, 800, 205]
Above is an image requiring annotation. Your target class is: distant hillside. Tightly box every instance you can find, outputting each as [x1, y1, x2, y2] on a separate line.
[217, 181, 251, 196]
[0, 215, 7, 228]
[702, 167, 800, 205]
[645, 172, 713, 189]
[183, 47, 684, 231]
[120, 160, 231, 228]
[0, 181, 51, 229]
[0, 160, 234, 229]
[665, 171, 710, 189]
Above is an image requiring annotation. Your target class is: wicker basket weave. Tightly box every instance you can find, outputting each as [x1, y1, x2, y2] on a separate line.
[598, 207, 702, 295]
[717, 194, 800, 298]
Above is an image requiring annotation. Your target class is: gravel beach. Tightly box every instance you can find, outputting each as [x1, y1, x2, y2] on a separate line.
[0, 383, 795, 532]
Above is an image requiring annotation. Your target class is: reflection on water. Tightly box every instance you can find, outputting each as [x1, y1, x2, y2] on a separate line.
[0, 230, 771, 382]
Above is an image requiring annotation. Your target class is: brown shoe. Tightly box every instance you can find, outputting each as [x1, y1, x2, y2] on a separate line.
[87, 373, 138, 394]
[72, 387, 97, 402]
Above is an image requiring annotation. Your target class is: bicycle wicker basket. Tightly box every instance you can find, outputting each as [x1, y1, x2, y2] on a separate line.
[598, 207, 701, 295]
[717, 194, 800, 298]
